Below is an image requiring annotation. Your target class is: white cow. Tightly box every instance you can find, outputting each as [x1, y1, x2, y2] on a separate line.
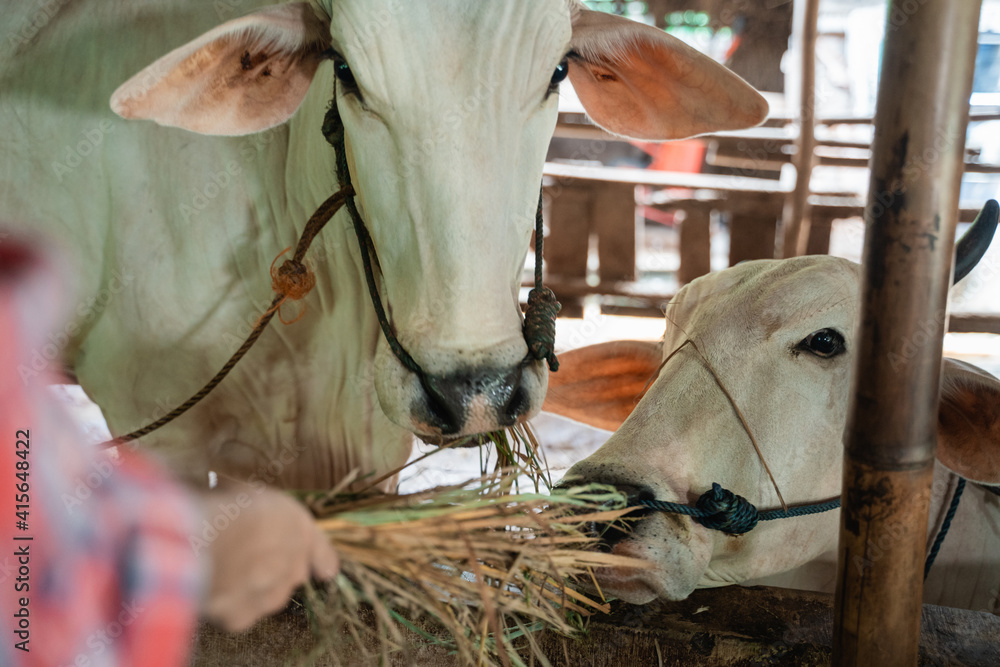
[547, 253, 1000, 613]
[1, 0, 766, 486]
[0, 0, 766, 628]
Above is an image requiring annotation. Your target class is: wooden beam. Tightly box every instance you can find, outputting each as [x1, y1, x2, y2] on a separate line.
[833, 1, 983, 664]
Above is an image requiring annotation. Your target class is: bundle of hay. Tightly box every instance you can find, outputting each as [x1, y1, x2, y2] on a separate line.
[300, 459, 647, 666]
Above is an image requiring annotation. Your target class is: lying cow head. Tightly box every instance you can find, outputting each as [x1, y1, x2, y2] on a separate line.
[109, 1, 767, 439]
[547, 213, 1000, 603]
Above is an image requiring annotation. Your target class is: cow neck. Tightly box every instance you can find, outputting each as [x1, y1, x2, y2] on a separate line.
[320, 99, 562, 375]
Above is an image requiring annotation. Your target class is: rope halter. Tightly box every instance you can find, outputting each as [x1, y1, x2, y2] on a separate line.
[320, 99, 561, 378]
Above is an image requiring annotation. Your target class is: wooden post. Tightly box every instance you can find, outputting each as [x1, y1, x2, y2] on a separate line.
[594, 182, 638, 283]
[833, 2, 982, 665]
[678, 206, 712, 285]
[545, 184, 591, 318]
[781, 0, 819, 258]
[727, 193, 781, 265]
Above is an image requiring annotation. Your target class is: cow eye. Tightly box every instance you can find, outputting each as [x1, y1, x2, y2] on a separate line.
[547, 58, 569, 96]
[800, 329, 846, 358]
[330, 52, 360, 97]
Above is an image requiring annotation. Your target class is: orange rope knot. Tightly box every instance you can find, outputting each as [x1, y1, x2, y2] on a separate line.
[268, 246, 316, 324]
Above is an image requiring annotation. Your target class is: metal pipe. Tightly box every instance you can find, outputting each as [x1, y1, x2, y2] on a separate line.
[833, 2, 982, 665]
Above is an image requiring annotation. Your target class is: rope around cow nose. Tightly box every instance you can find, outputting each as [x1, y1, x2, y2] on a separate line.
[637, 477, 967, 580]
[100, 97, 560, 447]
[638, 483, 840, 536]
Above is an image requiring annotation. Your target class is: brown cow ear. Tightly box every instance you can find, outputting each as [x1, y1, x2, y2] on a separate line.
[111, 3, 329, 136]
[937, 358, 1000, 485]
[542, 340, 662, 432]
[568, 6, 768, 140]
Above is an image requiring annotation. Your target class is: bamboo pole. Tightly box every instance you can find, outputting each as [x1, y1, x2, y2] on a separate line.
[833, 2, 982, 665]
[781, 0, 819, 258]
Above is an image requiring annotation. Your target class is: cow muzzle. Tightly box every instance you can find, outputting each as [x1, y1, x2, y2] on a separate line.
[417, 365, 531, 436]
[373, 337, 549, 438]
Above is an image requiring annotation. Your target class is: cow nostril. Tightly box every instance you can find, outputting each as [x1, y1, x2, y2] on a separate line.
[590, 519, 634, 549]
[499, 369, 530, 426]
[419, 375, 462, 435]
[416, 367, 529, 434]
[583, 483, 655, 550]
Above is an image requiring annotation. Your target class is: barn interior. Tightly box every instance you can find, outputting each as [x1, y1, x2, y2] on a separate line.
[20, 0, 1000, 664]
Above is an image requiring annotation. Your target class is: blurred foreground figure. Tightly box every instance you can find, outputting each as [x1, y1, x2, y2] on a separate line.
[0, 237, 201, 667]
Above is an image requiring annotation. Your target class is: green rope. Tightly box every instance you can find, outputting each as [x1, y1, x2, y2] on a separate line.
[640, 483, 840, 536]
[924, 477, 965, 579]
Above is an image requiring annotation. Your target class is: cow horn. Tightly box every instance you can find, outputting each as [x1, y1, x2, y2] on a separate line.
[954, 199, 998, 284]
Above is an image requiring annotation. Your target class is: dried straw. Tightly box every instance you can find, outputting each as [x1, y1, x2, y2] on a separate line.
[299, 478, 649, 666]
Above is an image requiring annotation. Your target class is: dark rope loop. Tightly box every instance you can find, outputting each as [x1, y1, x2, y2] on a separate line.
[639, 482, 841, 536]
[524, 190, 561, 372]
[695, 483, 760, 534]
[323, 101, 560, 376]
[322, 102, 425, 377]
[102, 186, 352, 448]
[924, 477, 965, 579]
[524, 287, 561, 371]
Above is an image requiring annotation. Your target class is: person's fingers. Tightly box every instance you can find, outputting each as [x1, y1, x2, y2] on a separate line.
[310, 532, 340, 581]
[200, 485, 341, 632]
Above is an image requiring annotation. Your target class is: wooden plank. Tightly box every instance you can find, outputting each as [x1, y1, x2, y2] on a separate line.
[678, 208, 712, 284]
[593, 182, 638, 283]
[782, 0, 820, 258]
[948, 313, 1000, 334]
[544, 161, 790, 195]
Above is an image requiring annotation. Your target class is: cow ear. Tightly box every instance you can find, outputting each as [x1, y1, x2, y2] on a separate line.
[542, 341, 662, 432]
[111, 3, 330, 136]
[937, 358, 1000, 485]
[568, 8, 768, 140]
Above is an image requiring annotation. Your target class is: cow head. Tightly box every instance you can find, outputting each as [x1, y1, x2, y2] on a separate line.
[547, 219, 1000, 603]
[109, 1, 767, 439]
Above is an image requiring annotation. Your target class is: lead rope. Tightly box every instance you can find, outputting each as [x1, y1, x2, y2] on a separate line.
[102, 96, 560, 447]
[638, 476, 966, 579]
[102, 187, 353, 447]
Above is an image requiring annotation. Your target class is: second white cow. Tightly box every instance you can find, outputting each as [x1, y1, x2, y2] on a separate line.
[547, 234, 1000, 612]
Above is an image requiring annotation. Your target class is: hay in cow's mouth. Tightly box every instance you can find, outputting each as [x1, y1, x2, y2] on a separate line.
[410, 423, 552, 493]
[299, 479, 652, 666]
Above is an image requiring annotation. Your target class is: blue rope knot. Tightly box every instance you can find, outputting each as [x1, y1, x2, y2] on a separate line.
[695, 483, 760, 535]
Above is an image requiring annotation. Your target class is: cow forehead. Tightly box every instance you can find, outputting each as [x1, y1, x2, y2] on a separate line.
[665, 257, 861, 348]
[320, 0, 572, 107]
